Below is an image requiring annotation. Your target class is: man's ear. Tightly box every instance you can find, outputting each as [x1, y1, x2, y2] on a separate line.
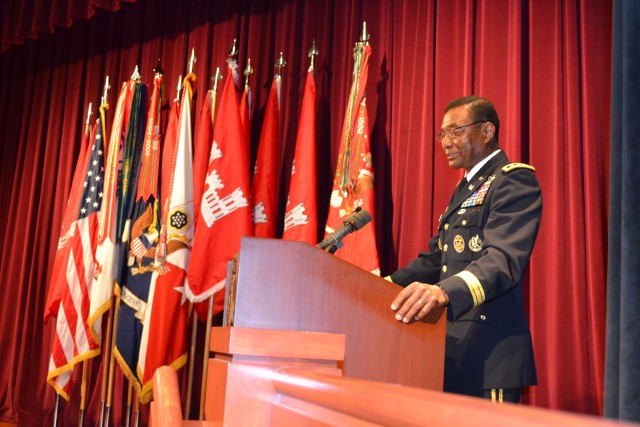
[483, 122, 495, 143]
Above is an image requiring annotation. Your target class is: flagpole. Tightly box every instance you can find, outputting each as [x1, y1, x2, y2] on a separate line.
[244, 59, 253, 91]
[211, 67, 223, 128]
[275, 51, 287, 78]
[85, 102, 93, 129]
[240, 58, 253, 121]
[184, 65, 221, 421]
[199, 295, 214, 420]
[75, 102, 94, 427]
[97, 76, 112, 427]
[78, 360, 88, 426]
[175, 75, 183, 103]
[309, 39, 319, 71]
[169, 48, 198, 420]
[339, 21, 370, 196]
[105, 65, 143, 427]
[53, 392, 60, 427]
[133, 388, 140, 427]
[183, 308, 196, 419]
[125, 381, 133, 427]
[104, 294, 121, 427]
[99, 295, 114, 427]
[196, 41, 237, 420]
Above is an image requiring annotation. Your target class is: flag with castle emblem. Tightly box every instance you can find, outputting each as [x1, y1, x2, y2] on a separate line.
[187, 62, 251, 318]
[282, 69, 317, 244]
[251, 76, 281, 237]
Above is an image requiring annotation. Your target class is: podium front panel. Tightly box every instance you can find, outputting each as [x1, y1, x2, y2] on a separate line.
[227, 237, 445, 391]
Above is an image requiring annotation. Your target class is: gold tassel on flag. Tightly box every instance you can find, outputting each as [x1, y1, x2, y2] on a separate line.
[323, 22, 380, 274]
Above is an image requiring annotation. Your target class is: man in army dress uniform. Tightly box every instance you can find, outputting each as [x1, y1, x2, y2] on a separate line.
[389, 96, 542, 403]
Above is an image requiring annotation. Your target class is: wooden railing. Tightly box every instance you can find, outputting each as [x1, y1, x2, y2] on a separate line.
[151, 364, 638, 427]
[150, 326, 639, 427]
[271, 367, 635, 427]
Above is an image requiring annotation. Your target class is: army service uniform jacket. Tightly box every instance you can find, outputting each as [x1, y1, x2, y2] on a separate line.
[390, 150, 542, 390]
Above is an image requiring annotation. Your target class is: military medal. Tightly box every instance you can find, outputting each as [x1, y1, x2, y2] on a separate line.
[469, 234, 482, 252]
[453, 235, 465, 253]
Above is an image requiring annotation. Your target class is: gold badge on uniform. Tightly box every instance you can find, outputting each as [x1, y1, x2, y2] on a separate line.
[453, 235, 465, 253]
[457, 208, 466, 215]
[438, 238, 442, 250]
[469, 234, 482, 252]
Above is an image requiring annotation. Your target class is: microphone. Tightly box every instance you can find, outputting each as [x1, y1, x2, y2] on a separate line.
[317, 207, 372, 251]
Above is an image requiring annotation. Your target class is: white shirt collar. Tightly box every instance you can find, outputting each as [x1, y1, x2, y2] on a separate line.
[465, 149, 501, 181]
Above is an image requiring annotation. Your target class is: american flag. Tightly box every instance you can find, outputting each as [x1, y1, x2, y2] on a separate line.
[47, 118, 105, 399]
[79, 129, 105, 219]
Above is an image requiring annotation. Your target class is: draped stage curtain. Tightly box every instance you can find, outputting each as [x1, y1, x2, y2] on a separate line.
[0, 0, 136, 52]
[0, 0, 614, 425]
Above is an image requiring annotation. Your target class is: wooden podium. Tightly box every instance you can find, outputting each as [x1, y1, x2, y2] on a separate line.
[203, 237, 446, 424]
[223, 237, 445, 388]
[151, 239, 638, 426]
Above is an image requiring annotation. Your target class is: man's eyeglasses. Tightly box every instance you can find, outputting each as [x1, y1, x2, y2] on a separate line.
[435, 121, 485, 142]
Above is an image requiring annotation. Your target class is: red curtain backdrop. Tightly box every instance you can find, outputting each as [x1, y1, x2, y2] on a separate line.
[0, 0, 612, 425]
[0, 0, 136, 52]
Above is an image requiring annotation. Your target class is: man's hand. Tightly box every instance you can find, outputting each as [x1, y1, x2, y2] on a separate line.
[391, 282, 449, 323]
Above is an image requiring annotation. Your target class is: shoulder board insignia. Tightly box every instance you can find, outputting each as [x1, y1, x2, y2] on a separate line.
[502, 163, 536, 173]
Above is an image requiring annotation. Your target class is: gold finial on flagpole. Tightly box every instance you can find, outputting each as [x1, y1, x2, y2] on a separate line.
[175, 75, 183, 102]
[275, 52, 286, 78]
[153, 59, 164, 77]
[360, 21, 370, 44]
[228, 38, 239, 60]
[244, 58, 253, 88]
[212, 67, 222, 91]
[131, 65, 141, 81]
[86, 102, 93, 126]
[308, 39, 319, 70]
[188, 49, 197, 74]
[101, 76, 111, 106]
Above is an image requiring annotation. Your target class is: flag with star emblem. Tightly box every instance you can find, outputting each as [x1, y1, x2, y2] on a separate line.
[112, 75, 165, 395]
[251, 76, 281, 237]
[324, 39, 379, 274]
[46, 116, 105, 399]
[44, 110, 91, 324]
[282, 68, 318, 244]
[137, 74, 195, 402]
